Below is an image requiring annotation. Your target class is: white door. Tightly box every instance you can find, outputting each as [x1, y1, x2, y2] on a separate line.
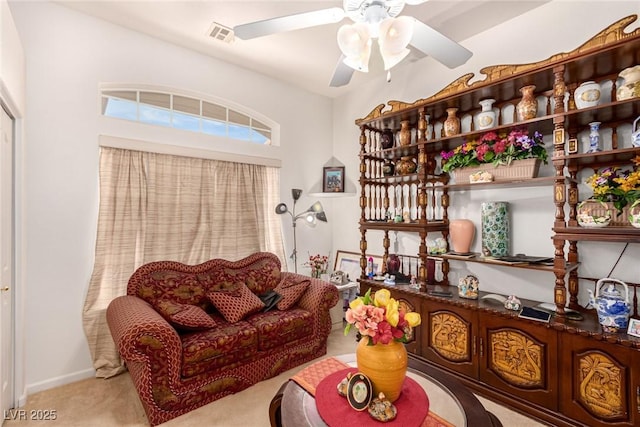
[0, 105, 14, 420]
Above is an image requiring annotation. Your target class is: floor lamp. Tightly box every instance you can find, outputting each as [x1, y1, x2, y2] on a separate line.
[275, 189, 327, 273]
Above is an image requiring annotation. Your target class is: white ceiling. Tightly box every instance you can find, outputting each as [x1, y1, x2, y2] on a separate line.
[56, 1, 549, 98]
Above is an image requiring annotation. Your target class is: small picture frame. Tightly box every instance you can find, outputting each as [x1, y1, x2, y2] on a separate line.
[346, 372, 372, 411]
[627, 318, 640, 337]
[323, 166, 345, 193]
[334, 250, 383, 281]
[567, 138, 578, 154]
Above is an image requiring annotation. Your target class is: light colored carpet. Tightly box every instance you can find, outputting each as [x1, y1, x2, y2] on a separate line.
[7, 328, 548, 426]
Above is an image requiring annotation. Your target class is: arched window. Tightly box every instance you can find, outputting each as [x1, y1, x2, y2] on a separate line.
[101, 88, 275, 145]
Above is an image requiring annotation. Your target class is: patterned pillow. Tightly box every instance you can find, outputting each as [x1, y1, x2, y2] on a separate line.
[154, 300, 217, 330]
[207, 283, 265, 323]
[275, 277, 310, 310]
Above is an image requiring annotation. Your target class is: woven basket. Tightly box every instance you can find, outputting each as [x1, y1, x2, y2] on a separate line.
[451, 158, 541, 184]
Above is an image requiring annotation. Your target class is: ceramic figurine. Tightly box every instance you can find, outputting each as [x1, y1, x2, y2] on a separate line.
[368, 393, 397, 422]
[458, 274, 479, 299]
[504, 295, 521, 311]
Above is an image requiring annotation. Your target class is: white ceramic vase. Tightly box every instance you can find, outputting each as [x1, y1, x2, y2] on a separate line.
[617, 65, 640, 101]
[574, 81, 601, 109]
[477, 99, 496, 130]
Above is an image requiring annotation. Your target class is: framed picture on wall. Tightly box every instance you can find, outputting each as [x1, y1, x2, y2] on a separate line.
[628, 318, 640, 338]
[334, 250, 382, 282]
[323, 166, 345, 193]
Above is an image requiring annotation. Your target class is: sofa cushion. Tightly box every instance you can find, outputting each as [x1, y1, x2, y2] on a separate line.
[133, 269, 209, 309]
[181, 321, 258, 378]
[207, 283, 265, 323]
[154, 300, 217, 330]
[274, 276, 310, 310]
[248, 308, 314, 351]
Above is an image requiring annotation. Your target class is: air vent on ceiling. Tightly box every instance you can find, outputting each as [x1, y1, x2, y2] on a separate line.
[208, 22, 234, 43]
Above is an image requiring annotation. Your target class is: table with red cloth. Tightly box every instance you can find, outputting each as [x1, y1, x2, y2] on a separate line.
[268, 354, 502, 427]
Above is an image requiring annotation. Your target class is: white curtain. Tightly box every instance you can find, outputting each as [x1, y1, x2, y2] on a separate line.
[83, 147, 285, 378]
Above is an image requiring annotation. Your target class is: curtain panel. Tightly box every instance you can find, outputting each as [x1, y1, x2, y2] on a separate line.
[83, 147, 285, 378]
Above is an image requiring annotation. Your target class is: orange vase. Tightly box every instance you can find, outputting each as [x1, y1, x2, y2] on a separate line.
[356, 338, 408, 402]
[449, 219, 475, 253]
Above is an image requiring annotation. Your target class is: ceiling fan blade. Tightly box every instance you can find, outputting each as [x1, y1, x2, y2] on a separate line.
[330, 55, 355, 87]
[234, 7, 345, 40]
[409, 18, 472, 68]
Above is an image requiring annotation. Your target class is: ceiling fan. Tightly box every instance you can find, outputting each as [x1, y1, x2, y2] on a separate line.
[233, 0, 473, 87]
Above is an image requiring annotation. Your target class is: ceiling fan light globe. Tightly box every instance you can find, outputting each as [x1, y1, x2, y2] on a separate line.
[337, 23, 370, 57]
[381, 46, 410, 70]
[379, 16, 414, 52]
[343, 54, 370, 72]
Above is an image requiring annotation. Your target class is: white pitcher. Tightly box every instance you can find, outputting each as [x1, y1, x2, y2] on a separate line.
[632, 116, 640, 147]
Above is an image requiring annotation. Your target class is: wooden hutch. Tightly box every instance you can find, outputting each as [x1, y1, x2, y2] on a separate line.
[355, 16, 640, 427]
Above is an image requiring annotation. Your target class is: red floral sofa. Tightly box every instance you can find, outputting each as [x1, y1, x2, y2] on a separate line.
[106, 252, 338, 425]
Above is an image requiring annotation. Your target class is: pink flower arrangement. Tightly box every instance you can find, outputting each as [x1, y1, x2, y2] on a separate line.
[344, 288, 421, 345]
[441, 129, 547, 172]
[304, 253, 328, 278]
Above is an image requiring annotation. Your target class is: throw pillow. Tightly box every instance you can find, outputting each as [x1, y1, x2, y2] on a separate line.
[275, 277, 310, 310]
[154, 300, 217, 330]
[207, 283, 265, 323]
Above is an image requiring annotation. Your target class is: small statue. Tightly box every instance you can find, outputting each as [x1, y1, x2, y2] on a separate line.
[368, 392, 397, 422]
[337, 372, 352, 397]
[383, 274, 396, 286]
[504, 295, 522, 311]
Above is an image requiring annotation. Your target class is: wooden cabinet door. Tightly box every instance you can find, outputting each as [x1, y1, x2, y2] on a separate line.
[478, 315, 558, 410]
[559, 334, 640, 427]
[421, 301, 478, 379]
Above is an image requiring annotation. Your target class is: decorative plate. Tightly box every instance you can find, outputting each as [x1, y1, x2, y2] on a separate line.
[346, 372, 373, 412]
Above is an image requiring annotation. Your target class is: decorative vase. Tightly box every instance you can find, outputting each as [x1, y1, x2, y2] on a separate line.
[516, 85, 537, 121]
[356, 338, 407, 403]
[443, 107, 460, 137]
[628, 200, 640, 228]
[387, 254, 401, 274]
[587, 121, 602, 153]
[574, 81, 601, 109]
[449, 219, 475, 253]
[477, 98, 496, 130]
[481, 202, 509, 257]
[395, 156, 417, 175]
[398, 120, 411, 146]
[616, 65, 640, 101]
[381, 128, 394, 149]
[382, 159, 395, 176]
[425, 114, 433, 140]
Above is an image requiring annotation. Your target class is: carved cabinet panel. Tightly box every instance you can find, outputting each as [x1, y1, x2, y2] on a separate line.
[478, 315, 558, 409]
[421, 301, 478, 379]
[560, 334, 640, 427]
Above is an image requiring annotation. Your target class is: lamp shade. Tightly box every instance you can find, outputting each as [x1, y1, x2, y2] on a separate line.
[275, 203, 288, 215]
[379, 16, 414, 70]
[337, 23, 372, 72]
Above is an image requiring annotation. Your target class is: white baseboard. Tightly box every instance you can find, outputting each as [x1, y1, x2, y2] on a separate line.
[25, 368, 95, 396]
